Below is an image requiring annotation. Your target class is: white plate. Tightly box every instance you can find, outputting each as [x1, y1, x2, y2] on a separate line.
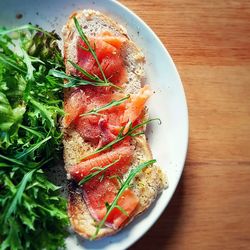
[0, 0, 188, 249]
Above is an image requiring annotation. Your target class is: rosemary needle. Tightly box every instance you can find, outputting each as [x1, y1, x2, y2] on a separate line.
[78, 158, 120, 186]
[80, 95, 130, 117]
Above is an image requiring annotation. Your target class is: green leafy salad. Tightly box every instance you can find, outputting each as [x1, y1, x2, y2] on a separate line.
[0, 25, 68, 249]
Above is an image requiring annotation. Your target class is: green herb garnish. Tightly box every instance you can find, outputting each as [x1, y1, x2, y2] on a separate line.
[68, 60, 121, 90]
[73, 17, 107, 83]
[69, 17, 122, 90]
[81, 118, 161, 161]
[91, 159, 156, 240]
[48, 69, 112, 88]
[49, 67, 121, 89]
[50, 16, 123, 90]
[80, 95, 130, 117]
[78, 158, 120, 186]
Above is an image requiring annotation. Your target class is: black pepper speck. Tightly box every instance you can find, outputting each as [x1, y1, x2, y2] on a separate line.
[16, 13, 23, 19]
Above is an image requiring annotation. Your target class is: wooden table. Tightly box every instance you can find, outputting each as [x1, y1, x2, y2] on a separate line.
[119, 1, 250, 249]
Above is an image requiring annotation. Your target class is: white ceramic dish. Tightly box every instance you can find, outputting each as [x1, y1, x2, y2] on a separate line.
[0, 0, 188, 249]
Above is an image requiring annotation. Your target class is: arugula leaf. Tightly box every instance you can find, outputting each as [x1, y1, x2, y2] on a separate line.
[29, 98, 55, 127]
[1, 218, 21, 250]
[15, 136, 52, 160]
[4, 168, 37, 222]
[21, 48, 35, 80]
[0, 54, 26, 73]
[0, 91, 14, 130]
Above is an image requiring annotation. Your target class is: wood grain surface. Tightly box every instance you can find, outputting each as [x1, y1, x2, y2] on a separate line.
[118, 1, 250, 249]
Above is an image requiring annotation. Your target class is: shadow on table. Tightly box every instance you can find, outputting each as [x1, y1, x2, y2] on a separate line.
[129, 175, 186, 250]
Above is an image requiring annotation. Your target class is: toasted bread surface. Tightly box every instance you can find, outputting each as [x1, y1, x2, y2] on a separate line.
[62, 9, 167, 239]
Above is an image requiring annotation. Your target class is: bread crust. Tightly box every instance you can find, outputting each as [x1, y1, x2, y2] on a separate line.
[62, 9, 167, 239]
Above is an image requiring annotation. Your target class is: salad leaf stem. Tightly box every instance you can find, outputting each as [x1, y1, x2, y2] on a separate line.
[19, 124, 44, 138]
[0, 154, 25, 166]
[0, 24, 57, 38]
[0, 54, 26, 73]
[15, 136, 52, 159]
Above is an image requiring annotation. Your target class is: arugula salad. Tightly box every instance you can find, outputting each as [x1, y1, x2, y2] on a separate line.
[0, 26, 68, 249]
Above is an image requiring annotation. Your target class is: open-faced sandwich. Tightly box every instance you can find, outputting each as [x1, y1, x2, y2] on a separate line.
[62, 9, 167, 240]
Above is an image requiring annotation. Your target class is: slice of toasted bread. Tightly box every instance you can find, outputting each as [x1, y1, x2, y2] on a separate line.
[62, 9, 167, 239]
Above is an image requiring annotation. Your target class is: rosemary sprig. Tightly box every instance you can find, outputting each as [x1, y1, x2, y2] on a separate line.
[91, 159, 157, 240]
[68, 60, 121, 90]
[73, 17, 122, 90]
[80, 95, 130, 117]
[68, 60, 98, 82]
[73, 17, 107, 83]
[78, 158, 120, 186]
[49, 17, 123, 90]
[49, 69, 113, 88]
[81, 118, 161, 161]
